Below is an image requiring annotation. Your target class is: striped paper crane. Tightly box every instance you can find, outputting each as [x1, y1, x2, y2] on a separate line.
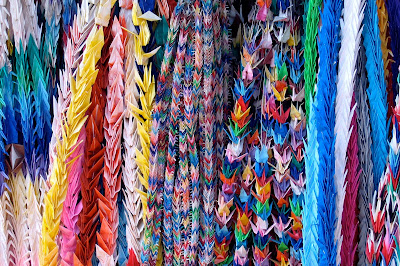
[96, 16, 125, 265]
[334, 0, 364, 262]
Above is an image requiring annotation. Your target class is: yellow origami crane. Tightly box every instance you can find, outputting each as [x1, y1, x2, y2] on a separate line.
[242, 164, 254, 182]
[132, 0, 161, 65]
[128, 1, 158, 227]
[272, 84, 288, 102]
[290, 103, 302, 120]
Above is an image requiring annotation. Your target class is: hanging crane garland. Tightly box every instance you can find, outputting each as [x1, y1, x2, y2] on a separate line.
[1, 0, 400, 265]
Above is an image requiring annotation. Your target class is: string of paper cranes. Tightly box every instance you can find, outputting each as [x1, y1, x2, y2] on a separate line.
[0, 0, 399, 265]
